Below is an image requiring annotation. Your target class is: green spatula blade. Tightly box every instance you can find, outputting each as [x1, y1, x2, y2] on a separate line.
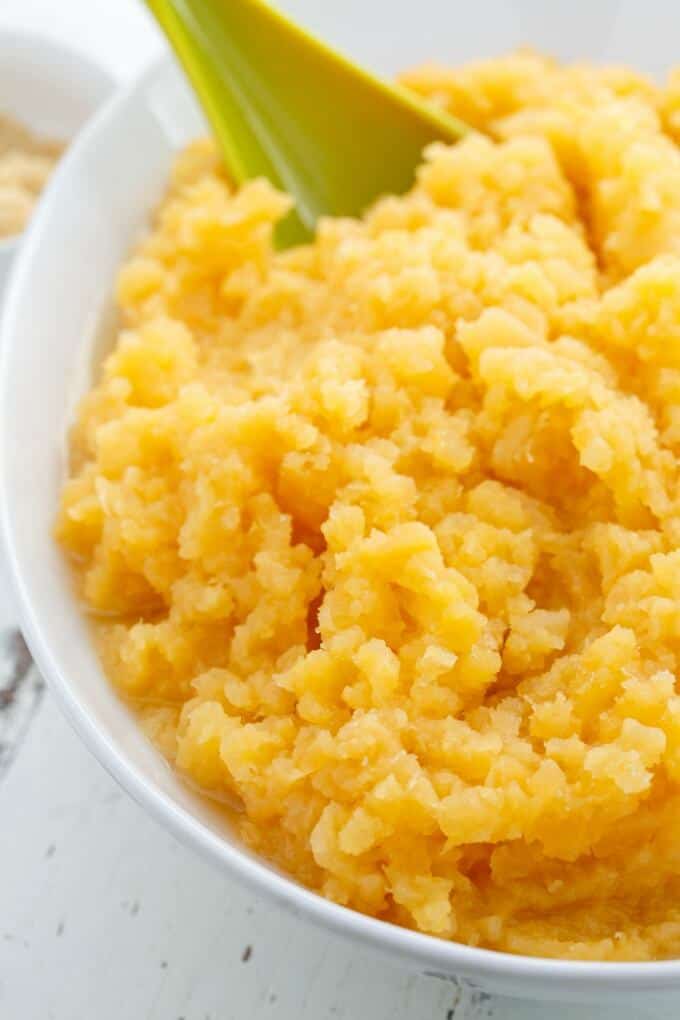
[144, 0, 468, 247]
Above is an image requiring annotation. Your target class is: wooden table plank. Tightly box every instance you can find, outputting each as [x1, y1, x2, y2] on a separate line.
[0, 629, 44, 782]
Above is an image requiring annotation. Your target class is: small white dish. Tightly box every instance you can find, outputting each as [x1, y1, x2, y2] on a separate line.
[3, 3, 680, 1006]
[0, 30, 113, 297]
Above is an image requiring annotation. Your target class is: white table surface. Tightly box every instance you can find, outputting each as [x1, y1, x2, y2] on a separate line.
[0, 3, 678, 1018]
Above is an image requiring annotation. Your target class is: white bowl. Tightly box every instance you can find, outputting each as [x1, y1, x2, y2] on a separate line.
[3, 4, 680, 1006]
[0, 30, 113, 298]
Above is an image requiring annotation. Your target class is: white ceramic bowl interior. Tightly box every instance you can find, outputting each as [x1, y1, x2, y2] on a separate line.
[3, 1, 680, 1006]
[0, 30, 113, 296]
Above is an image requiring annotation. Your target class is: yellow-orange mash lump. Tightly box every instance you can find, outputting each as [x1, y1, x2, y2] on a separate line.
[57, 52, 680, 960]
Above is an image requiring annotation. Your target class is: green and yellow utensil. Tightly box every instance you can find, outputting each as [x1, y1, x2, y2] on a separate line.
[143, 0, 468, 246]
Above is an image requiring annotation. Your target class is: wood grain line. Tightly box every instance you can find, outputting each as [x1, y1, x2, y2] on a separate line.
[0, 628, 45, 782]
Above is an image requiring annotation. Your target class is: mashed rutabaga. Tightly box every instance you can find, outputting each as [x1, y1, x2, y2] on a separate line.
[58, 52, 680, 960]
[0, 114, 63, 238]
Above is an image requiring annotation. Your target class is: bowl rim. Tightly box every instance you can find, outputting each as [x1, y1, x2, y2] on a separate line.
[0, 26, 115, 255]
[3, 53, 680, 994]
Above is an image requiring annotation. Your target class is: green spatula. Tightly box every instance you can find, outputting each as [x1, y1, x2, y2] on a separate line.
[143, 0, 468, 247]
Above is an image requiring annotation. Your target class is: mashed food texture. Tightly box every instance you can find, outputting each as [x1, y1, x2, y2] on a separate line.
[58, 53, 680, 960]
[0, 114, 63, 237]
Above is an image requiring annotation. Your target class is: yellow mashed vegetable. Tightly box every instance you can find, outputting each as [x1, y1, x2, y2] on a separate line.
[57, 52, 680, 960]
